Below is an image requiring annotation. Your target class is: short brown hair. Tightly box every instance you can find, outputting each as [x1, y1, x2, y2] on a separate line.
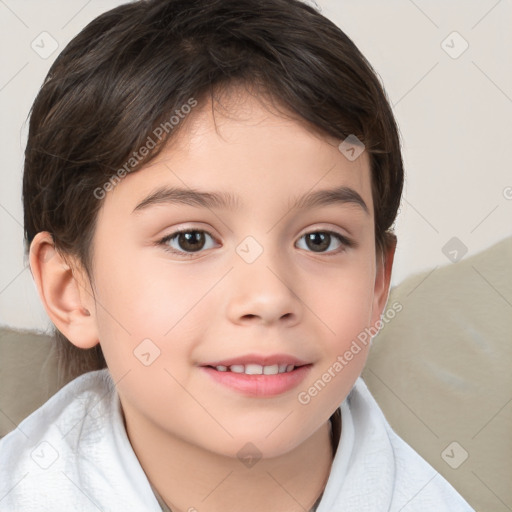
[23, 0, 404, 385]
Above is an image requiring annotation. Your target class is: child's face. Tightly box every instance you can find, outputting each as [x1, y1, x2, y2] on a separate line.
[82, 91, 392, 458]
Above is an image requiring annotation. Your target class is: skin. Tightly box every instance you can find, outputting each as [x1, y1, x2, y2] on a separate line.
[30, 88, 395, 512]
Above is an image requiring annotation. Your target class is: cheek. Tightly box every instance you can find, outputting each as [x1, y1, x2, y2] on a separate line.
[90, 249, 216, 372]
[296, 257, 376, 401]
[90, 255, 213, 435]
[299, 254, 376, 341]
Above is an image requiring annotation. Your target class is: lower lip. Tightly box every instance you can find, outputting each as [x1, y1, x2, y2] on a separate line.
[201, 365, 312, 397]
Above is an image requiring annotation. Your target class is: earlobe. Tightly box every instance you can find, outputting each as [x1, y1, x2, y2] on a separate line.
[29, 232, 99, 349]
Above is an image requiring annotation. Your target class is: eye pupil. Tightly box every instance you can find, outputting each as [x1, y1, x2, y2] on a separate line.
[306, 232, 330, 252]
[179, 231, 205, 252]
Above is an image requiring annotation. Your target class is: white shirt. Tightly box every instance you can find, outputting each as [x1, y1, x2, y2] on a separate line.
[0, 369, 474, 511]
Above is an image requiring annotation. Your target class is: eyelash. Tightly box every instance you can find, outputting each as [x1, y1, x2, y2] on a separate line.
[157, 228, 355, 258]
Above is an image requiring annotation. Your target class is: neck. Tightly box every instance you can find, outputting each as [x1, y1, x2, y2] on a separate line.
[124, 411, 334, 512]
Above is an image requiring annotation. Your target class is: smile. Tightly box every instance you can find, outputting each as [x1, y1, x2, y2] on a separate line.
[200, 355, 312, 397]
[211, 364, 296, 375]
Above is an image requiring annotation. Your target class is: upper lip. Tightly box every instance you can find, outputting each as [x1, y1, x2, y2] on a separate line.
[201, 353, 310, 367]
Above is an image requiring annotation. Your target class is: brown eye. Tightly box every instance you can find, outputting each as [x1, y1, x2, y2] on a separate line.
[176, 231, 206, 252]
[161, 230, 217, 255]
[304, 232, 331, 252]
[296, 231, 351, 254]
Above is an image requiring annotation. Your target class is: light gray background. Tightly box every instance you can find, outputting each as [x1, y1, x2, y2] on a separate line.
[1, 0, 511, 331]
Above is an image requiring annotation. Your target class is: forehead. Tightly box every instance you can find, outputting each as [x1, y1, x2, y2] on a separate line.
[103, 89, 373, 220]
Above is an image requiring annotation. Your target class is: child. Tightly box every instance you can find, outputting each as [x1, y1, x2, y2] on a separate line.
[0, 0, 474, 510]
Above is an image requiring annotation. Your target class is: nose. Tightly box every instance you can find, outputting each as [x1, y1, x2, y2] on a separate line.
[225, 249, 303, 327]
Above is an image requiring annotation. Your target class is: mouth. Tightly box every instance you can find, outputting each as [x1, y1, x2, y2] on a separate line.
[207, 363, 299, 375]
[199, 354, 312, 397]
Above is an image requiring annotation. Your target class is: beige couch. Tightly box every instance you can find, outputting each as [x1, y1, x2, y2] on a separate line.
[362, 236, 512, 512]
[1, 236, 511, 511]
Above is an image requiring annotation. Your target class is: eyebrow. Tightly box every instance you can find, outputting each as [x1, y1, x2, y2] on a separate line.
[132, 185, 369, 215]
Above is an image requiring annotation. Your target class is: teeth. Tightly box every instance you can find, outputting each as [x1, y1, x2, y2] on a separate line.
[263, 364, 279, 375]
[245, 364, 263, 375]
[214, 364, 296, 375]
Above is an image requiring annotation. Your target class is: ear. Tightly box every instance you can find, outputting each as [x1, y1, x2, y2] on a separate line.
[29, 232, 99, 349]
[370, 234, 397, 327]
